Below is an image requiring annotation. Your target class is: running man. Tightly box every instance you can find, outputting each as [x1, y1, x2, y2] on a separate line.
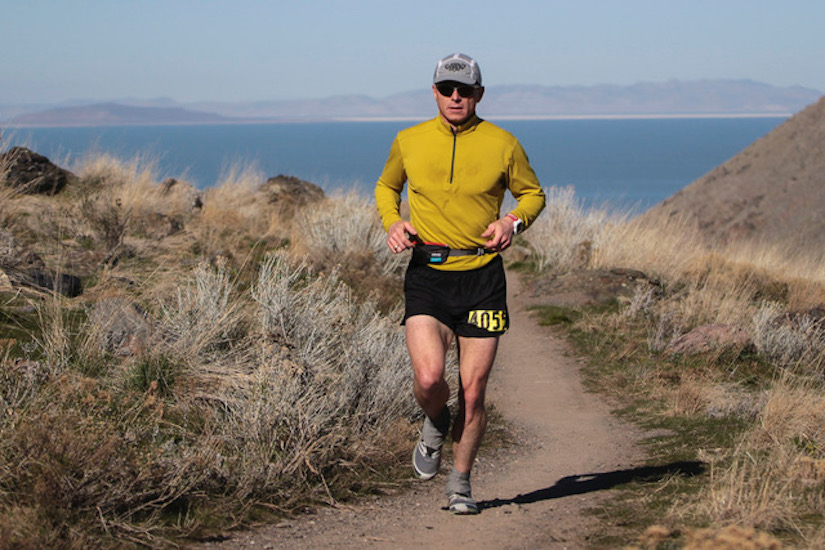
[375, 53, 546, 514]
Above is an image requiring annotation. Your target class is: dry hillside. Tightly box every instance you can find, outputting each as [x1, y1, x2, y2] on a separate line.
[640, 95, 825, 247]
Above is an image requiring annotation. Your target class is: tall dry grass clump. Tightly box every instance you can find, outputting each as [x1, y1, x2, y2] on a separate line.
[73, 153, 180, 247]
[0, 152, 416, 547]
[521, 185, 623, 272]
[195, 162, 271, 250]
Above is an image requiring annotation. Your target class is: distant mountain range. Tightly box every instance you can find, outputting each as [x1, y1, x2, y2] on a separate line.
[2, 79, 822, 127]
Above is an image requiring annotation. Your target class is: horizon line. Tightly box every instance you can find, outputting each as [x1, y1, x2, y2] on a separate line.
[2, 112, 793, 129]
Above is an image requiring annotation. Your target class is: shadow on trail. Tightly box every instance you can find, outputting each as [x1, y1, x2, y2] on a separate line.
[478, 461, 705, 511]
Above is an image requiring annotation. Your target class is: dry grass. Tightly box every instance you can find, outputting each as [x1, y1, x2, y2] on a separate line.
[522, 185, 624, 272]
[524, 186, 825, 546]
[288, 190, 406, 311]
[574, 199, 825, 362]
[0, 186, 17, 228]
[199, 162, 269, 236]
[633, 524, 783, 549]
[5, 151, 825, 546]
[0, 153, 414, 547]
[672, 373, 825, 544]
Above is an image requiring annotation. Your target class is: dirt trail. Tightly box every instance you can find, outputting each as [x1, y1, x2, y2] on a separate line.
[195, 273, 647, 549]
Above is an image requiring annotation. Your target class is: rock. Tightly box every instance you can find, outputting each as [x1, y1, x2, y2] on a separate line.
[507, 244, 532, 264]
[35, 272, 83, 298]
[0, 146, 74, 195]
[159, 177, 203, 210]
[666, 324, 753, 356]
[0, 266, 83, 298]
[781, 306, 825, 327]
[259, 174, 325, 210]
[134, 212, 183, 239]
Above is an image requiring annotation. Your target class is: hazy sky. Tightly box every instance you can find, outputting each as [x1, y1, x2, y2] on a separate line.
[2, 0, 823, 104]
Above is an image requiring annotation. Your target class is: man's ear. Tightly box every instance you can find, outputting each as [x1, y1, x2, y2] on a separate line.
[475, 87, 485, 102]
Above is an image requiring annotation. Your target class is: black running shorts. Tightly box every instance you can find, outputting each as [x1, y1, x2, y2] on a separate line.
[403, 255, 509, 337]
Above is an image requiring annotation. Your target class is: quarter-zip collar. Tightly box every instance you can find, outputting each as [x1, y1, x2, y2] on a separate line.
[437, 115, 483, 184]
[436, 114, 483, 136]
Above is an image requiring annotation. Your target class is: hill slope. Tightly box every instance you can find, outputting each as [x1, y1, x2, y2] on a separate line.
[639, 95, 825, 247]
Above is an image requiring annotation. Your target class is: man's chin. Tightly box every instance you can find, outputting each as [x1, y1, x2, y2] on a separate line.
[446, 112, 470, 125]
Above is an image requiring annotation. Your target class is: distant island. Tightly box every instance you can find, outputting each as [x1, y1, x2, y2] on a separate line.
[2, 79, 821, 127]
[5, 103, 231, 127]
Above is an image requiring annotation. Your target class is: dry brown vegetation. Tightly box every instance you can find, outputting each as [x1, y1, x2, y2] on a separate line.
[523, 189, 825, 547]
[4, 145, 825, 547]
[0, 152, 417, 547]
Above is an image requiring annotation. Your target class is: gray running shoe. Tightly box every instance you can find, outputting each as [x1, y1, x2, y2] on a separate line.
[412, 440, 441, 480]
[448, 492, 479, 515]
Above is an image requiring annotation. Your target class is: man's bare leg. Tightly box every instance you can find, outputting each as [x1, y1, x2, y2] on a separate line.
[444, 336, 498, 514]
[405, 315, 500, 511]
[452, 336, 499, 472]
[406, 315, 454, 480]
[405, 315, 454, 417]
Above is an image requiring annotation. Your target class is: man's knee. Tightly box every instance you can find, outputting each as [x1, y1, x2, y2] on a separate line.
[460, 385, 487, 423]
[415, 369, 446, 395]
[460, 389, 486, 419]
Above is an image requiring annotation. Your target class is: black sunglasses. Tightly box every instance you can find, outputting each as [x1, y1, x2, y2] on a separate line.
[436, 82, 478, 98]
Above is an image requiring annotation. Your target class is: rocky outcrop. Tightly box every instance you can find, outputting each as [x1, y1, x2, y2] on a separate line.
[0, 146, 75, 195]
[259, 174, 325, 211]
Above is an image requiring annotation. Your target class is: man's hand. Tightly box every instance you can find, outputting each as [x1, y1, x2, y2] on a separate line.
[387, 220, 418, 253]
[482, 216, 517, 252]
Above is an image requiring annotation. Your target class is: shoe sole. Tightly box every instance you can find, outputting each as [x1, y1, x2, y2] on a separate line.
[448, 493, 479, 515]
[448, 502, 479, 515]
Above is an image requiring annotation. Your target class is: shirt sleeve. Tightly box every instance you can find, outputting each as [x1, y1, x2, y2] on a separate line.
[374, 137, 406, 232]
[507, 140, 546, 229]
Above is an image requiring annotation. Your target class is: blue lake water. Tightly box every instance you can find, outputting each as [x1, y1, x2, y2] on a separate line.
[3, 116, 786, 213]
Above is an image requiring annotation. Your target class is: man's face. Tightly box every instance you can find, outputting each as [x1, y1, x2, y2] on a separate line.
[432, 81, 484, 128]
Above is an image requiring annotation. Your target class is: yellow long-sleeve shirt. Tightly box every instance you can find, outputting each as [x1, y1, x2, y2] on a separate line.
[375, 115, 546, 271]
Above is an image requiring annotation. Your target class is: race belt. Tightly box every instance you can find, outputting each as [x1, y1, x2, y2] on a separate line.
[411, 243, 495, 265]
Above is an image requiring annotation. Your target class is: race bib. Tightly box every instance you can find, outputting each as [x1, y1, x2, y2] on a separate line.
[467, 309, 508, 332]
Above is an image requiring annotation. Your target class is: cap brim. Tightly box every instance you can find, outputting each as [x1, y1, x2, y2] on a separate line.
[433, 75, 479, 86]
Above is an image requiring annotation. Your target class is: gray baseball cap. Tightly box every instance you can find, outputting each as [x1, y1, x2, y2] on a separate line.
[433, 53, 482, 86]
